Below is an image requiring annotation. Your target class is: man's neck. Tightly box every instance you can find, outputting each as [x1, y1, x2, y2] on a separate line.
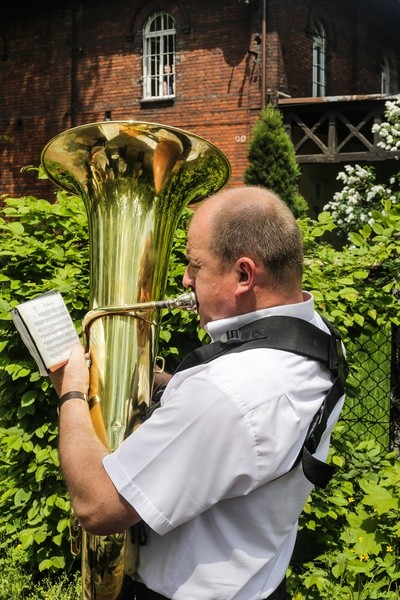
[242, 287, 304, 314]
[205, 291, 314, 341]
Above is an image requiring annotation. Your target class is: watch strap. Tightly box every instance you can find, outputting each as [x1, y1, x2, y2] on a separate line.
[59, 390, 88, 409]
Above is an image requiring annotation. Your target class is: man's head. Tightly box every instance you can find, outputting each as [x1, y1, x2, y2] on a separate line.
[183, 186, 304, 327]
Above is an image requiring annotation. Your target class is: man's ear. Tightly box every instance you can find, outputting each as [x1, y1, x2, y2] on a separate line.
[235, 257, 256, 294]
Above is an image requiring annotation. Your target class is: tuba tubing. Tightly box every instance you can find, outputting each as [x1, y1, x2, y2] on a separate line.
[41, 121, 230, 600]
[83, 291, 197, 335]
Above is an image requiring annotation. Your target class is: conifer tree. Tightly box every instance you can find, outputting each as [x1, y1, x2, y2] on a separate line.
[244, 103, 308, 217]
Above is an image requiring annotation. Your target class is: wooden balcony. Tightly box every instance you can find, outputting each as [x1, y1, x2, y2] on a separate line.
[278, 94, 400, 164]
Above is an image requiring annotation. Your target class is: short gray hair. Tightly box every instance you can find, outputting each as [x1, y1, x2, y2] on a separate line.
[209, 187, 303, 293]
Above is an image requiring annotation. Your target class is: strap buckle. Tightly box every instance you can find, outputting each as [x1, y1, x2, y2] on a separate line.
[220, 329, 243, 345]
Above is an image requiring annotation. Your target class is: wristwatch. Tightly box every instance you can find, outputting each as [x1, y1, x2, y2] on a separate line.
[58, 390, 88, 410]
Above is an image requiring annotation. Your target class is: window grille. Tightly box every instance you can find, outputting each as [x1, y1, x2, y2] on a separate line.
[312, 21, 327, 97]
[381, 55, 398, 95]
[143, 12, 176, 100]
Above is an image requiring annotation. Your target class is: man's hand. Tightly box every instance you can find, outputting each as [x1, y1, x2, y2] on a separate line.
[50, 343, 89, 398]
[153, 369, 172, 393]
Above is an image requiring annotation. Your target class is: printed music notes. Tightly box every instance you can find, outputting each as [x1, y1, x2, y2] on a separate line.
[12, 290, 79, 376]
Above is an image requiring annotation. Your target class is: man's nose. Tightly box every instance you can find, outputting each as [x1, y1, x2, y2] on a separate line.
[182, 267, 192, 289]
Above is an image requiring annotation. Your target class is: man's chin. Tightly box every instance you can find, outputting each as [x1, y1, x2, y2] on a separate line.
[196, 303, 212, 330]
[197, 309, 207, 330]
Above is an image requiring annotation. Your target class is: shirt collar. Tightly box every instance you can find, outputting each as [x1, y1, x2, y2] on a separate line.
[205, 292, 315, 342]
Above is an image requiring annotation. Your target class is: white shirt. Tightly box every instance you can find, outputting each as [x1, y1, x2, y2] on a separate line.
[103, 293, 344, 599]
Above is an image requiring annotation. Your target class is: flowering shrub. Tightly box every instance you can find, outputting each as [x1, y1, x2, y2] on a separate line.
[324, 97, 400, 237]
[372, 97, 400, 152]
[323, 164, 396, 237]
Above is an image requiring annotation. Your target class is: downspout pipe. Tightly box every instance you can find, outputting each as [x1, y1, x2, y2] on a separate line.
[261, 0, 267, 106]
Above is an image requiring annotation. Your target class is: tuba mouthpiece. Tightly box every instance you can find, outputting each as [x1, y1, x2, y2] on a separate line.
[158, 291, 197, 311]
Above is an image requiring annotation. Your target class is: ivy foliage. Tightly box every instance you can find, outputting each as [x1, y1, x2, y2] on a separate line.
[244, 103, 309, 217]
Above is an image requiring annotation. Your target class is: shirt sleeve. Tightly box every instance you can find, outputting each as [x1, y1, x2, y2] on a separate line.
[103, 349, 328, 536]
[103, 367, 261, 535]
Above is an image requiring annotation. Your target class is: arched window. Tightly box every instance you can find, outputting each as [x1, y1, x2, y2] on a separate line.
[312, 21, 327, 97]
[381, 55, 398, 95]
[143, 12, 176, 100]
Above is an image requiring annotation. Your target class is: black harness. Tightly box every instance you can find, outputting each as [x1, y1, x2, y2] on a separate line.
[170, 314, 347, 489]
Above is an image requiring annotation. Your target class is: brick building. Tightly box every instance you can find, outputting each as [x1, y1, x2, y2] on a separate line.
[1, 0, 399, 204]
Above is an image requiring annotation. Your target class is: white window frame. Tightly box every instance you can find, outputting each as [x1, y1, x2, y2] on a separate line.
[381, 55, 398, 95]
[142, 12, 176, 100]
[312, 21, 327, 97]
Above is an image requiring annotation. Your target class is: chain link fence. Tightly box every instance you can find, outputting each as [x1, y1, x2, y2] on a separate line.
[340, 323, 400, 451]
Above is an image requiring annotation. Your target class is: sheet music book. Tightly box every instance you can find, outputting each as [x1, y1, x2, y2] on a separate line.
[11, 290, 80, 376]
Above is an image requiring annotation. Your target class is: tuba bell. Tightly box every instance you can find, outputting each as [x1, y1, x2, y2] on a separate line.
[41, 121, 231, 599]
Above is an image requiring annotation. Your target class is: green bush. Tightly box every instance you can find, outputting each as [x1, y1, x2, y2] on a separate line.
[0, 191, 90, 575]
[289, 430, 400, 599]
[300, 205, 400, 447]
[300, 204, 400, 335]
[0, 189, 199, 576]
[244, 103, 308, 217]
[0, 178, 399, 586]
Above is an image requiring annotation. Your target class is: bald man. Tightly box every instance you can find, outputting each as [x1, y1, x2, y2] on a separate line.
[51, 186, 344, 600]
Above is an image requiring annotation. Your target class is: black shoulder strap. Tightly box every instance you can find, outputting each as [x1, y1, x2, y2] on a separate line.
[175, 316, 335, 371]
[174, 315, 347, 488]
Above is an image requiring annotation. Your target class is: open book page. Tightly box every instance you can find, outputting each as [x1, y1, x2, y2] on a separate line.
[12, 290, 80, 376]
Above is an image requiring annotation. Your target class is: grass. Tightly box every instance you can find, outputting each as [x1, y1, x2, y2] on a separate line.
[0, 547, 81, 600]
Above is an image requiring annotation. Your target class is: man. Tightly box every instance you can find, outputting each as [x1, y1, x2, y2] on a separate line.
[51, 186, 345, 600]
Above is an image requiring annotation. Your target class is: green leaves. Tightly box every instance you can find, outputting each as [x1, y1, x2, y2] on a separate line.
[21, 389, 37, 407]
[290, 435, 400, 599]
[301, 202, 400, 336]
[0, 190, 89, 575]
[38, 556, 66, 572]
[359, 479, 399, 514]
[1, 168, 399, 591]
[7, 221, 25, 235]
[0, 189, 200, 579]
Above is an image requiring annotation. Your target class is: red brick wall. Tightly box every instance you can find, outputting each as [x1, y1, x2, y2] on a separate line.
[0, 0, 260, 197]
[0, 0, 399, 198]
[269, 0, 399, 98]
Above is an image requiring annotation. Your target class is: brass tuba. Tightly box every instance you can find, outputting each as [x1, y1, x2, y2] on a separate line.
[41, 121, 231, 599]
